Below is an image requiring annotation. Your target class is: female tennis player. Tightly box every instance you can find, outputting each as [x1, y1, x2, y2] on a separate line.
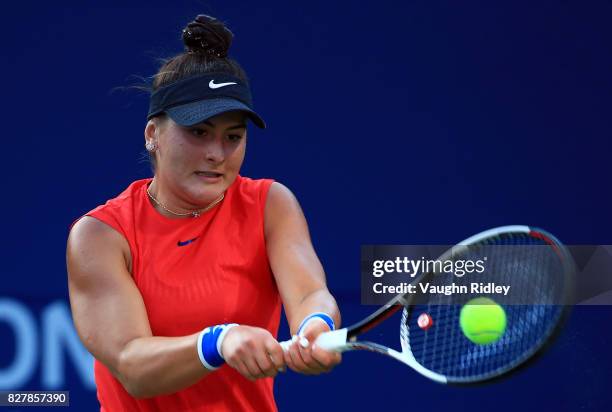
[66, 15, 341, 411]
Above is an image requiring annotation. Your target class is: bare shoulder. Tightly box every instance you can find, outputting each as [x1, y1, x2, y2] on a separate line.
[67, 216, 132, 281]
[265, 182, 300, 213]
[69, 216, 120, 241]
[264, 182, 309, 240]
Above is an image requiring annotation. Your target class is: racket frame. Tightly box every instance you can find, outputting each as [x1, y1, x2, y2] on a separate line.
[286, 225, 574, 384]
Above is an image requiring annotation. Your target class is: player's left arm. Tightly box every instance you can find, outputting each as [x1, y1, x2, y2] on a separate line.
[264, 182, 342, 374]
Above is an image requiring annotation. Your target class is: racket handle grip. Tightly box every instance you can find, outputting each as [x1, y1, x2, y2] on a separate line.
[279, 328, 348, 352]
[316, 328, 348, 351]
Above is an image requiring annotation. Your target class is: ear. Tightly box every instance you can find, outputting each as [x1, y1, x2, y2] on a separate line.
[144, 119, 158, 145]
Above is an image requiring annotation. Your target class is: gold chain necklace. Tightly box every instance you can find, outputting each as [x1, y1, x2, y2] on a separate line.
[146, 185, 225, 218]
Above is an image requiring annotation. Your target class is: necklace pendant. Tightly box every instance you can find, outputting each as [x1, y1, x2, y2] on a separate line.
[192, 210, 200, 218]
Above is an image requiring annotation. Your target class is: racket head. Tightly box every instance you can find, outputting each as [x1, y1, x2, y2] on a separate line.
[399, 225, 574, 384]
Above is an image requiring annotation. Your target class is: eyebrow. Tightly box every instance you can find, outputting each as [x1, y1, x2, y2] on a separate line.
[202, 120, 247, 131]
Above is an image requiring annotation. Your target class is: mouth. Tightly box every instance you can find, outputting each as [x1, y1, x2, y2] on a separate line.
[195, 170, 223, 180]
[195, 171, 223, 178]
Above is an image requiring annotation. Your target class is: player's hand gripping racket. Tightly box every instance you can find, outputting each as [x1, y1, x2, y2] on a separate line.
[280, 225, 574, 384]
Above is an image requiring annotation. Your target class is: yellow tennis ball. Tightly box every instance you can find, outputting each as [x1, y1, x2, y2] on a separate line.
[460, 297, 507, 345]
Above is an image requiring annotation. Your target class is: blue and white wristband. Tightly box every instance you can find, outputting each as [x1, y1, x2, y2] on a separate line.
[297, 312, 335, 337]
[197, 323, 238, 370]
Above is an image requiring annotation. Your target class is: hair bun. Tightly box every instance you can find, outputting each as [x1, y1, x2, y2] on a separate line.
[182, 15, 233, 58]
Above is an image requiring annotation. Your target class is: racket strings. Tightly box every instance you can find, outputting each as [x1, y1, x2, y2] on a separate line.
[402, 232, 570, 382]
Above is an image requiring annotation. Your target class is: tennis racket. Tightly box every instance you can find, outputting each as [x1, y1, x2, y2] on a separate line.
[281, 225, 574, 384]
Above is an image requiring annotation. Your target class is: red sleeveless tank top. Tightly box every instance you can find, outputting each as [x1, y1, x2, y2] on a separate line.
[84, 175, 281, 412]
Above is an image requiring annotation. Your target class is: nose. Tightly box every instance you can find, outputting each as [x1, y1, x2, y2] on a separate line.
[204, 136, 224, 163]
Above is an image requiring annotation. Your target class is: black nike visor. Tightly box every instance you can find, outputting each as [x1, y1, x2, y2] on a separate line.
[147, 73, 266, 129]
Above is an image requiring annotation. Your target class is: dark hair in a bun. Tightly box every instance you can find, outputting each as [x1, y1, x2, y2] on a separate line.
[152, 14, 247, 92]
[182, 15, 233, 58]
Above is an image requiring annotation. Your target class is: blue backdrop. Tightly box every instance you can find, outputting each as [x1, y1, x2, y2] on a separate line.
[2, 1, 611, 410]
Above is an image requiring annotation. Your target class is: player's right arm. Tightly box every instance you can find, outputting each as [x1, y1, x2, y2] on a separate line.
[66, 216, 284, 398]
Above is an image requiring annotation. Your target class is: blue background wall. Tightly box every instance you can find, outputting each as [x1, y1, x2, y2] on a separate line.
[1, 1, 611, 410]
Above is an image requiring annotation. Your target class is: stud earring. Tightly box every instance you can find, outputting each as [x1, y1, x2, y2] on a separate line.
[145, 141, 157, 152]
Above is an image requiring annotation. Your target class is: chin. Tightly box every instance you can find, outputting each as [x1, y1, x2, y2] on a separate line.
[190, 182, 225, 200]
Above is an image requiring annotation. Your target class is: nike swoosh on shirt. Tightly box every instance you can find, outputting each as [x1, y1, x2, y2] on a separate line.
[177, 237, 199, 247]
[209, 80, 237, 89]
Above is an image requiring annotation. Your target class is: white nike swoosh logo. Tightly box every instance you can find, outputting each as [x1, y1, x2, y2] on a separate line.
[209, 80, 237, 89]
